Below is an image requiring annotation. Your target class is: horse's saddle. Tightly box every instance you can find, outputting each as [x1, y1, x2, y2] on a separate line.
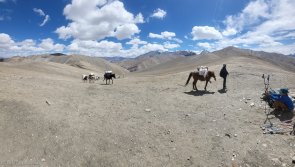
[198, 67, 208, 77]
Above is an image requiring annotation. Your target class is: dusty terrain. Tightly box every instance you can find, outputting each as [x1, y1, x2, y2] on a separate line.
[0, 54, 295, 167]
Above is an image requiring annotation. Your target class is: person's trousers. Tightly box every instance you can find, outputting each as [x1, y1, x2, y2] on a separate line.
[223, 77, 227, 89]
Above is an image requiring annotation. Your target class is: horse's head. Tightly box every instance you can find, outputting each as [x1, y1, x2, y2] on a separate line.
[112, 74, 116, 79]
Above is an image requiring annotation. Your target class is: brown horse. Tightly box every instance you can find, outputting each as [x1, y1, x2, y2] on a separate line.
[185, 71, 216, 91]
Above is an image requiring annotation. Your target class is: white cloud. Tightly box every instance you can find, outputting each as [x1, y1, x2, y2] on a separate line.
[33, 8, 50, 26]
[134, 13, 144, 23]
[114, 24, 140, 40]
[151, 8, 166, 19]
[39, 38, 65, 51]
[216, 0, 295, 54]
[223, 0, 270, 34]
[40, 15, 50, 27]
[149, 31, 176, 40]
[67, 39, 123, 56]
[33, 8, 45, 16]
[164, 42, 180, 49]
[67, 38, 170, 58]
[126, 37, 147, 45]
[191, 26, 222, 40]
[197, 42, 213, 50]
[56, 0, 142, 40]
[0, 33, 14, 50]
[222, 28, 237, 36]
[0, 33, 65, 57]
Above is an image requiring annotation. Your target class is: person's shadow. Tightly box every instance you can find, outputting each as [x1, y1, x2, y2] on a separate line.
[184, 90, 215, 96]
[218, 88, 227, 94]
[269, 109, 294, 122]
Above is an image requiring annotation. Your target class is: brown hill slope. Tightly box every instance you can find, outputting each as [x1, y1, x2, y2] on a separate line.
[6, 54, 129, 75]
[116, 51, 196, 72]
[133, 47, 295, 75]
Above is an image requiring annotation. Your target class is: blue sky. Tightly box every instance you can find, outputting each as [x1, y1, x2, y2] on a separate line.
[0, 0, 294, 57]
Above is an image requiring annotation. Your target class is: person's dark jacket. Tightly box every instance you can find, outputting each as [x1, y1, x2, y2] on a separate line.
[220, 66, 228, 78]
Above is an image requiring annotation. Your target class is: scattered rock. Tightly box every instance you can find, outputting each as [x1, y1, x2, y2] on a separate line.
[262, 143, 267, 147]
[234, 134, 237, 137]
[41, 158, 46, 162]
[271, 158, 281, 165]
[187, 156, 192, 161]
[250, 103, 255, 107]
[225, 133, 231, 138]
[246, 98, 251, 100]
[145, 108, 151, 112]
[46, 100, 51, 105]
[185, 114, 190, 117]
[292, 156, 295, 164]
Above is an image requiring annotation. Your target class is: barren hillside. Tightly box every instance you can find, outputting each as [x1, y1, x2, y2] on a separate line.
[5, 54, 129, 76]
[0, 50, 295, 166]
[133, 47, 295, 76]
[114, 51, 196, 72]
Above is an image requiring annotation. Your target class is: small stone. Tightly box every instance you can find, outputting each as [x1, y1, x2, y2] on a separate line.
[225, 133, 231, 138]
[247, 98, 251, 100]
[145, 109, 151, 112]
[234, 134, 237, 137]
[41, 158, 46, 162]
[292, 156, 295, 164]
[46, 100, 51, 105]
[187, 156, 192, 161]
[250, 103, 255, 107]
[262, 143, 267, 147]
[271, 158, 281, 165]
[238, 108, 242, 111]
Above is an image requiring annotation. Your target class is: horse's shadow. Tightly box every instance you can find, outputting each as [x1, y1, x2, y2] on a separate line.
[269, 110, 294, 122]
[100, 83, 112, 85]
[184, 90, 215, 96]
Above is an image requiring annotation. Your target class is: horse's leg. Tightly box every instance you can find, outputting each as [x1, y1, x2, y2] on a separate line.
[111, 78, 113, 84]
[204, 80, 208, 91]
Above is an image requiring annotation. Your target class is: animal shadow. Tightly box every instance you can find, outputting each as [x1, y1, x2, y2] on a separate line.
[184, 90, 215, 96]
[269, 110, 294, 122]
[218, 89, 227, 94]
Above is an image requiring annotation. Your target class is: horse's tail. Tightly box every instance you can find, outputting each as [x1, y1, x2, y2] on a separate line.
[185, 72, 193, 86]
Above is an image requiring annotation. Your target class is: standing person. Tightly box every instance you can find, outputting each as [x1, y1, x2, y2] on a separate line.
[219, 64, 229, 90]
